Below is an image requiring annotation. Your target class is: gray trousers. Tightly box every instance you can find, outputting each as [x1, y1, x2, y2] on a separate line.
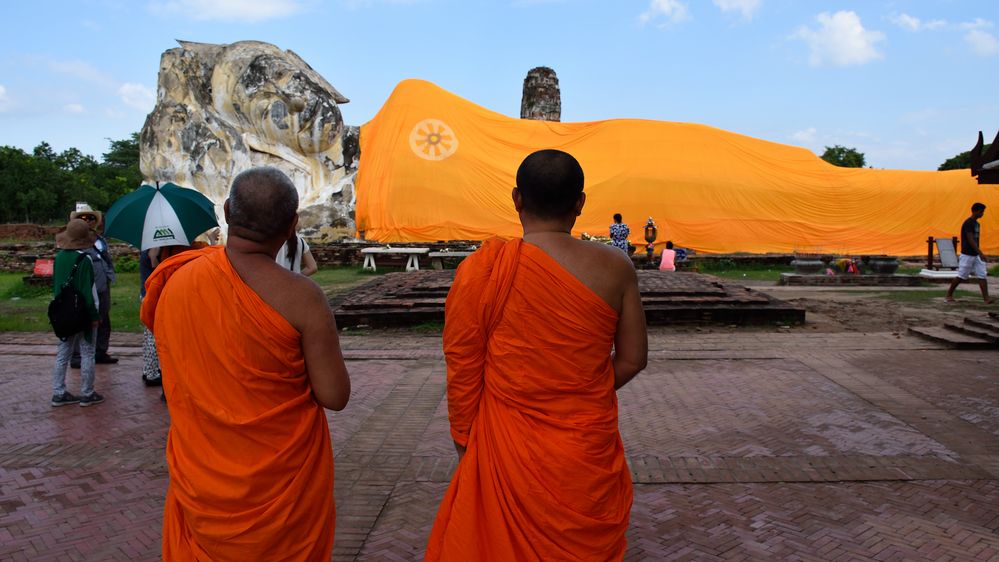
[53, 328, 96, 396]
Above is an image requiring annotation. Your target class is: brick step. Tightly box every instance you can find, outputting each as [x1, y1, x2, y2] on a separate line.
[962, 315, 999, 337]
[907, 326, 999, 350]
[944, 322, 999, 343]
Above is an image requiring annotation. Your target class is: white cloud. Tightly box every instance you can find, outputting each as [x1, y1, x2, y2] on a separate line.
[0, 85, 8, 112]
[791, 127, 816, 143]
[712, 0, 760, 20]
[63, 103, 85, 114]
[119, 83, 156, 112]
[149, 0, 304, 22]
[959, 18, 992, 31]
[792, 11, 885, 67]
[966, 29, 999, 56]
[48, 59, 116, 88]
[890, 13, 946, 32]
[639, 0, 689, 27]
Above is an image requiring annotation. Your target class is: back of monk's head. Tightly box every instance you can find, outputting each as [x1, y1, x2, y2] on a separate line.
[516, 149, 584, 219]
[227, 167, 299, 242]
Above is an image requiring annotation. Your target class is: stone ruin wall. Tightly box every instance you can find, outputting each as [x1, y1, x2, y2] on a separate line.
[520, 67, 561, 122]
[140, 41, 562, 242]
[139, 40, 358, 241]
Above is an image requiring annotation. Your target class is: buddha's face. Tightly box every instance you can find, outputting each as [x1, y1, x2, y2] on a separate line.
[213, 46, 345, 155]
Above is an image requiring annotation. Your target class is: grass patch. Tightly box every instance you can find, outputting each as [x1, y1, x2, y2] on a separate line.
[313, 266, 387, 301]
[0, 265, 389, 333]
[859, 289, 948, 304]
[409, 321, 444, 333]
[312, 266, 385, 285]
[693, 261, 786, 282]
[0, 272, 144, 333]
[0, 273, 54, 332]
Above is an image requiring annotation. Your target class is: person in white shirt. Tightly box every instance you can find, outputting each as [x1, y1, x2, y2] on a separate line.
[275, 233, 318, 276]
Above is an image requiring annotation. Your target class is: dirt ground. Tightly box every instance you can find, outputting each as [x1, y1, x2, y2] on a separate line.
[728, 279, 999, 334]
[0, 224, 60, 240]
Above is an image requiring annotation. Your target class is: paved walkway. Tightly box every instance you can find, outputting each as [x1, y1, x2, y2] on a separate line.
[2, 329, 998, 561]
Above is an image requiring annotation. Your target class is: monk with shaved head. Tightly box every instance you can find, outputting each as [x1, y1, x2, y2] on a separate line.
[426, 149, 648, 561]
[142, 166, 350, 560]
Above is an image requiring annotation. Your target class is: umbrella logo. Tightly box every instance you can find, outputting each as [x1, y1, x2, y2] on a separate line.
[410, 119, 458, 161]
[153, 227, 176, 241]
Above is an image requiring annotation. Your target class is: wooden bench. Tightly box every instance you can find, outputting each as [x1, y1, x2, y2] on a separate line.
[920, 236, 960, 280]
[428, 251, 473, 270]
[361, 247, 430, 272]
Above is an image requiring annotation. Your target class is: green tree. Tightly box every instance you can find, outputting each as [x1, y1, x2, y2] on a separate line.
[938, 144, 992, 171]
[102, 133, 140, 171]
[820, 145, 866, 168]
[98, 132, 143, 202]
[0, 145, 66, 223]
[0, 133, 142, 224]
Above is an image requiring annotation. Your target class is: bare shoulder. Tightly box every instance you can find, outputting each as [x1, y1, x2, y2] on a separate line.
[247, 263, 330, 332]
[577, 239, 636, 278]
[279, 272, 329, 321]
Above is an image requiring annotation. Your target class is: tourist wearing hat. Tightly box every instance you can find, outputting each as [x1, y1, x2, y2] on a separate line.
[51, 219, 105, 407]
[69, 204, 119, 367]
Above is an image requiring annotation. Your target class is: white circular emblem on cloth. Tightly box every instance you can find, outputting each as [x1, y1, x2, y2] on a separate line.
[409, 119, 458, 161]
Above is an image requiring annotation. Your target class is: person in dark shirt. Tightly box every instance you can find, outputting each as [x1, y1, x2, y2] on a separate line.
[50, 219, 105, 407]
[946, 202, 991, 304]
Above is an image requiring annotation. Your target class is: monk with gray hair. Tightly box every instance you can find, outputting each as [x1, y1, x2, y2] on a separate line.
[141, 166, 350, 560]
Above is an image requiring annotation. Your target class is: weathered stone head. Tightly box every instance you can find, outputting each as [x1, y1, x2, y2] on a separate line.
[140, 40, 359, 240]
[211, 42, 347, 155]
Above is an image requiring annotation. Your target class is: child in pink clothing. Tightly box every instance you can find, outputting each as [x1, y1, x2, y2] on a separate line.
[659, 241, 676, 271]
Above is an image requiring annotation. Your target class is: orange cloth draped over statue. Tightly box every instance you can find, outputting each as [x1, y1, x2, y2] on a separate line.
[425, 239, 632, 561]
[357, 79, 998, 255]
[141, 246, 335, 561]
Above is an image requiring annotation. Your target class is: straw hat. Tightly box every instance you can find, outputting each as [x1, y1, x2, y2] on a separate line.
[69, 202, 102, 224]
[56, 219, 98, 250]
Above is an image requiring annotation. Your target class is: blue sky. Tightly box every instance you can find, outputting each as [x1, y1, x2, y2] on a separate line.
[1, 0, 997, 170]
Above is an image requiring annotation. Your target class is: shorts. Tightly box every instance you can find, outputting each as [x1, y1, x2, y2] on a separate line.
[956, 254, 987, 279]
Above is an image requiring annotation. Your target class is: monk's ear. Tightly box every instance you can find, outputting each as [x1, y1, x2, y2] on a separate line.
[512, 188, 524, 212]
[574, 192, 586, 216]
[223, 199, 232, 222]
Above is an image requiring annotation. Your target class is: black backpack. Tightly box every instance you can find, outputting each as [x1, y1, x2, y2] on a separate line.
[48, 253, 92, 340]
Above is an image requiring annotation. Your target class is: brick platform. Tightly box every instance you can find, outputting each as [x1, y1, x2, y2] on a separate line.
[2, 329, 998, 561]
[334, 271, 805, 328]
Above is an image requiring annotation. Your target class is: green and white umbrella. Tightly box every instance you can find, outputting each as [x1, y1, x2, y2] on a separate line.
[104, 183, 218, 250]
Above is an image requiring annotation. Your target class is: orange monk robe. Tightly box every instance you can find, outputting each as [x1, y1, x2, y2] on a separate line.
[141, 246, 335, 561]
[426, 239, 633, 562]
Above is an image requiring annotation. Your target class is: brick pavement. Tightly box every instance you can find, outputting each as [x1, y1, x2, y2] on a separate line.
[2, 329, 998, 561]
